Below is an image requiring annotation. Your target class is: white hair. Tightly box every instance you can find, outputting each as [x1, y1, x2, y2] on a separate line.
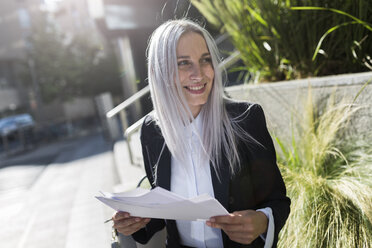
[147, 19, 256, 176]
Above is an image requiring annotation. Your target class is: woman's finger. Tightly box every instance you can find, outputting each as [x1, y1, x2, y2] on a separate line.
[112, 211, 130, 221]
[113, 216, 141, 229]
[116, 218, 150, 236]
[207, 222, 246, 232]
[210, 214, 242, 225]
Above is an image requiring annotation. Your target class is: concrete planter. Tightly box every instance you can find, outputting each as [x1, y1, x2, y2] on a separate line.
[226, 71, 372, 140]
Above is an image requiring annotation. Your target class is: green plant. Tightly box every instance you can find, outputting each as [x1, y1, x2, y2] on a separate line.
[191, 0, 372, 82]
[292, 6, 372, 70]
[274, 84, 372, 247]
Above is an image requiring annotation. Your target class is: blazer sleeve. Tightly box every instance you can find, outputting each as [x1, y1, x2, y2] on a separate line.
[243, 104, 290, 247]
[131, 116, 166, 244]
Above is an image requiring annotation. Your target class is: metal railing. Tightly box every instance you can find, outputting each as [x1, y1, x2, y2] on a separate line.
[106, 85, 150, 119]
[123, 110, 153, 166]
[107, 43, 241, 166]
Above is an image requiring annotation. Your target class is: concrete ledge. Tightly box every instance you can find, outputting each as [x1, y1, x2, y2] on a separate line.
[227, 71, 372, 91]
[112, 139, 145, 192]
[226, 71, 372, 140]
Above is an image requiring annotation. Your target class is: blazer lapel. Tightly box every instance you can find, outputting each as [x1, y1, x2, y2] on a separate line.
[156, 144, 171, 191]
[210, 154, 231, 247]
[210, 155, 231, 211]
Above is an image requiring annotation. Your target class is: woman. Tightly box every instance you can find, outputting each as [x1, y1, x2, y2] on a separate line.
[112, 19, 290, 248]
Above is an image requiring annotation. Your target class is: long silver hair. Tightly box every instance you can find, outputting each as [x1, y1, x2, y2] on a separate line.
[147, 19, 254, 176]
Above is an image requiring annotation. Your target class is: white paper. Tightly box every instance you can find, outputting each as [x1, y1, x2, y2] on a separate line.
[96, 187, 228, 221]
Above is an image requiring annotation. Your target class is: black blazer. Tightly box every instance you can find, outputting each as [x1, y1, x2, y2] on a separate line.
[132, 101, 290, 248]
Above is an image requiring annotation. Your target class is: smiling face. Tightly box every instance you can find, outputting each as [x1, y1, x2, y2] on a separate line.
[176, 31, 214, 118]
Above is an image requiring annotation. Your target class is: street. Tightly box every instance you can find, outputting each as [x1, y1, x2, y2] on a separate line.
[0, 133, 118, 248]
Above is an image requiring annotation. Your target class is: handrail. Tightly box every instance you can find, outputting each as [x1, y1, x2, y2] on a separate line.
[106, 85, 150, 118]
[218, 50, 241, 70]
[124, 110, 154, 138]
[123, 110, 154, 166]
[215, 33, 229, 45]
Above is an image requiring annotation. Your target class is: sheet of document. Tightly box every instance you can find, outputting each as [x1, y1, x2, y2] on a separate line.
[96, 187, 229, 221]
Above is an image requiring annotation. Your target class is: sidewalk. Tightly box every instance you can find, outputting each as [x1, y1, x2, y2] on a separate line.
[0, 138, 77, 168]
[0, 134, 116, 248]
[0, 128, 102, 168]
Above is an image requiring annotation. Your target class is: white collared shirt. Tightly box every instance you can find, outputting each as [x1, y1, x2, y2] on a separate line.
[170, 114, 274, 248]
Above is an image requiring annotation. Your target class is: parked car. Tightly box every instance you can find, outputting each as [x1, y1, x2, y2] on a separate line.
[0, 114, 35, 137]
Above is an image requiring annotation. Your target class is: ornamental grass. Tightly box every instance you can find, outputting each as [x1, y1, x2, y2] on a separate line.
[274, 86, 372, 247]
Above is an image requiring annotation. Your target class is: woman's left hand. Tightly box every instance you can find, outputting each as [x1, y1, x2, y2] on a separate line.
[206, 210, 268, 245]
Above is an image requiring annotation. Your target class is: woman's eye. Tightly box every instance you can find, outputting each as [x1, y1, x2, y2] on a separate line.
[177, 60, 191, 66]
[201, 57, 212, 64]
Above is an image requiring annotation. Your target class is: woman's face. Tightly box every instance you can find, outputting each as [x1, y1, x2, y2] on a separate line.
[176, 32, 214, 118]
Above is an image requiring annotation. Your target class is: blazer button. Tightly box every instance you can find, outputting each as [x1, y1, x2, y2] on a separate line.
[229, 196, 234, 205]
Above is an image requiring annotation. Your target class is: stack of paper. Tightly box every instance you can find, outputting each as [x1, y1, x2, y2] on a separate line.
[96, 187, 228, 221]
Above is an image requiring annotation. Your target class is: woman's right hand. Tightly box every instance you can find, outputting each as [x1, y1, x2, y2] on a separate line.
[112, 211, 151, 236]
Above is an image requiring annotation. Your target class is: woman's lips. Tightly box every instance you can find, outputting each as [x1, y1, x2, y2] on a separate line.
[184, 83, 207, 94]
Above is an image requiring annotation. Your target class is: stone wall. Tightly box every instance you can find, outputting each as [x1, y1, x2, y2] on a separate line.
[63, 97, 96, 121]
[0, 88, 20, 112]
[226, 71, 372, 141]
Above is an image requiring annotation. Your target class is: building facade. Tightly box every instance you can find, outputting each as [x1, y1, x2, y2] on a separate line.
[0, 0, 44, 116]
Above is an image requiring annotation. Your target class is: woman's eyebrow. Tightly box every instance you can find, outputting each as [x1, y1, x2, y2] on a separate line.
[177, 53, 211, 59]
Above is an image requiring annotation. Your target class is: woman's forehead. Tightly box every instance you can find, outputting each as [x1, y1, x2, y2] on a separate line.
[176, 32, 209, 56]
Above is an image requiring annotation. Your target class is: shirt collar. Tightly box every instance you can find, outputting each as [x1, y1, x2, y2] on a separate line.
[191, 112, 203, 131]
[184, 112, 203, 139]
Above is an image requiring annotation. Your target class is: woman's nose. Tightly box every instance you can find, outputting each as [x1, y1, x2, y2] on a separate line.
[190, 64, 203, 81]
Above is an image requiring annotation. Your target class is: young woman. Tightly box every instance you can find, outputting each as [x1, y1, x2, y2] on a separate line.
[112, 19, 290, 248]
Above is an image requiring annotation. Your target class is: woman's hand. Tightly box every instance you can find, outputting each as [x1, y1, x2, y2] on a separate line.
[112, 211, 151, 236]
[206, 210, 268, 245]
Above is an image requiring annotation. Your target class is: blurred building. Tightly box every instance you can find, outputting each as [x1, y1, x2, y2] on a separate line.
[51, 0, 105, 47]
[0, 0, 44, 117]
[0, 0, 207, 128]
[0, 0, 110, 125]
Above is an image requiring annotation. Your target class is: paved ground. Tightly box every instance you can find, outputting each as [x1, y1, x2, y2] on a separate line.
[0, 133, 118, 248]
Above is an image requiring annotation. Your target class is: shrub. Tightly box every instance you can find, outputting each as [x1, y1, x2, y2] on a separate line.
[274, 84, 372, 247]
[191, 0, 372, 82]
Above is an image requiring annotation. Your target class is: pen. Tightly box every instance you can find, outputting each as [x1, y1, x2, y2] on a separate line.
[104, 218, 113, 224]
